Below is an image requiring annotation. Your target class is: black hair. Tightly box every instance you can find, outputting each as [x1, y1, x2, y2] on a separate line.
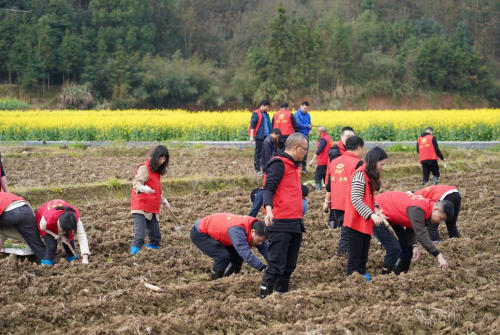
[252, 221, 268, 238]
[280, 102, 288, 108]
[364, 147, 388, 195]
[271, 128, 281, 135]
[341, 127, 355, 135]
[345, 136, 364, 151]
[425, 126, 434, 132]
[150, 145, 169, 176]
[439, 200, 454, 221]
[301, 101, 310, 107]
[260, 100, 270, 107]
[55, 206, 78, 233]
[301, 184, 310, 197]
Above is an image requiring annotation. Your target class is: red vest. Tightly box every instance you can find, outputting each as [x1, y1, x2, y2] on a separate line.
[273, 109, 294, 135]
[414, 185, 457, 201]
[198, 213, 257, 246]
[0, 193, 26, 216]
[317, 132, 333, 166]
[376, 192, 434, 228]
[130, 159, 162, 214]
[329, 152, 362, 210]
[264, 156, 303, 219]
[417, 135, 438, 161]
[248, 109, 263, 136]
[36, 200, 79, 240]
[344, 164, 375, 235]
[337, 140, 347, 156]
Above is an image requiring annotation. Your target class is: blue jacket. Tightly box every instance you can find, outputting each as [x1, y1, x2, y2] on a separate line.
[294, 109, 311, 137]
[250, 110, 272, 140]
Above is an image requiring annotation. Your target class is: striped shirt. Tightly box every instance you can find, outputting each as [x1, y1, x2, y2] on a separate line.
[351, 171, 374, 219]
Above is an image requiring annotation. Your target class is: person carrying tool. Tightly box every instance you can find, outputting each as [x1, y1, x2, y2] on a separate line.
[308, 126, 332, 191]
[249, 100, 272, 176]
[35, 199, 90, 265]
[323, 136, 365, 256]
[272, 102, 298, 150]
[343, 147, 387, 279]
[0, 192, 46, 261]
[417, 127, 446, 186]
[130, 145, 171, 255]
[374, 191, 454, 274]
[260, 132, 307, 299]
[413, 185, 461, 241]
[190, 213, 268, 280]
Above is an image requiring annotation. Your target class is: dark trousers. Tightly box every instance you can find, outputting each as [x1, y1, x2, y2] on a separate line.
[373, 224, 412, 266]
[248, 189, 264, 218]
[278, 136, 289, 150]
[331, 209, 348, 254]
[43, 234, 76, 261]
[253, 139, 264, 172]
[132, 213, 161, 248]
[346, 227, 371, 276]
[190, 225, 243, 270]
[314, 165, 327, 186]
[261, 231, 302, 285]
[427, 192, 461, 240]
[421, 160, 440, 183]
[301, 137, 309, 170]
[0, 205, 46, 261]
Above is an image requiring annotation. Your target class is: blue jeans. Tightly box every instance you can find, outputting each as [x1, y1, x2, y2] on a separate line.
[248, 189, 264, 218]
[373, 224, 412, 266]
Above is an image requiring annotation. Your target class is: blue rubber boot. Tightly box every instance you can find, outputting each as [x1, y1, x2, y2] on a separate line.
[66, 254, 80, 263]
[131, 246, 141, 255]
[41, 259, 54, 266]
[362, 274, 370, 282]
[145, 244, 159, 250]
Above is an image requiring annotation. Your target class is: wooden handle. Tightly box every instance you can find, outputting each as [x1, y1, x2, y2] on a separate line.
[64, 240, 78, 257]
[375, 208, 399, 241]
[168, 209, 182, 226]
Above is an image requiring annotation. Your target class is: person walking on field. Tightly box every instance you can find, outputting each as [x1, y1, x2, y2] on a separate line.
[190, 213, 269, 280]
[295, 101, 312, 173]
[323, 136, 365, 256]
[374, 191, 453, 274]
[260, 133, 308, 299]
[417, 127, 446, 186]
[272, 102, 298, 150]
[249, 100, 272, 176]
[343, 147, 387, 279]
[130, 145, 171, 255]
[413, 185, 461, 241]
[36, 199, 90, 265]
[328, 127, 355, 162]
[308, 126, 333, 191]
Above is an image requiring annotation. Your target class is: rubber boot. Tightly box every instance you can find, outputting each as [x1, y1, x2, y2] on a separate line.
[394, 259, 411, 275]
[315, 184, 322, 191]
[145, 243, 159, 250]
[211, 268, 225, 280]
[381, 263, 394, 275]
[275, 278, 290, 295]
[223, 263, 241, 276]
[422, 180, 428, 186]
[432, 176, 439, 185]
[328, 221, 335, 229]
[130, 246, 141, 256]
[259, 280, 275, 299]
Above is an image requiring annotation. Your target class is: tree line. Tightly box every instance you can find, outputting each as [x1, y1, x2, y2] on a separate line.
[1, 0, 500, 109]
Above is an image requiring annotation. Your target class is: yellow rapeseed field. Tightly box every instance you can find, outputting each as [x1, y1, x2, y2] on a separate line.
[0, 109, 499, 141]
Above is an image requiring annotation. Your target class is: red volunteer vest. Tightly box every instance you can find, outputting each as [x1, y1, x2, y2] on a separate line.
[198, 213, 258, 246]
[337, 140, 347, 156]
[130, 159, 162, 214]
[414, 185, 457, 201]
[264, 156, 303, 219]
[317, 132, 333, 166]
[0, 193, 26, 216]
[329, 152, 362, 210]
[248, 109, 263, 136]
[36, 200, 79, 240]
[417, 135, 438, 161]
[376, 192, 434, 228]
[344, 164, 375, 235]
[274, 109, 294, 135]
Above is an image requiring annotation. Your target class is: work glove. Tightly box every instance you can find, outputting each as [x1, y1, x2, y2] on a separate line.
[139, 185, 155, 194]
[161, 197, 170, 209]
[82, 254, 89, 264]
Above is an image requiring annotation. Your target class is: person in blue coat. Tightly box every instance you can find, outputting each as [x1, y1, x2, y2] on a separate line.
[294, 101, 312, 173]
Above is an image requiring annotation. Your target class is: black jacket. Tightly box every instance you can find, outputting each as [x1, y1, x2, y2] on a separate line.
[260, 135, 277, 171]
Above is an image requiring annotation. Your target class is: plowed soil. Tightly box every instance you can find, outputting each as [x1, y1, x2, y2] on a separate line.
[0, 146, 499, 334]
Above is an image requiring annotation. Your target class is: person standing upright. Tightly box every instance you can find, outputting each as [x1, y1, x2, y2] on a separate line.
[417, 127, 446, 186]
[308, 126, 333, 191]
[295, 101, 312, 173]
[249, 100, 272, 176]
[328, 127, 355, 162]
[272, 102, 298, 150]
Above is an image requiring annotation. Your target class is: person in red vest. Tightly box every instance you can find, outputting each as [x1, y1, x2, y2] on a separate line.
[0, 192, 46, 261]
[260, 132, 307, 299]
[190, 213, 269, 280]
[272, 102, 298, 150]
[308, 126, 333, 191]
[36, 199, 90, 265]
[417, 127, 446, 186]
[374, 191, 454, 274]
[413, 185, 461, 241]
[323, 136, 365, 256]
[343, 147, 387, 279]
[328, 126, 355, 162]
[130, 145, 171, 255]
[249, 100, 272, 176]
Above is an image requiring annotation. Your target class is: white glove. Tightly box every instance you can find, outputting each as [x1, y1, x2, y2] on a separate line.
[139, 185, 155, 194]
[161, 197, 170, 209]
[82, 255, 89, 264]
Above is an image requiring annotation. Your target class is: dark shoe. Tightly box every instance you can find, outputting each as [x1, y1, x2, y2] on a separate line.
[302, 169, 311, 174]
[211, 268, 225, 280]
[432, 176, 439, 185]
[336, 249, 348, 257]
[315, 184, 322, 191]
[381, 263, 394, 275]
[422, 180, 428, 186]
[275, 278, 290, 295]
[328, 221, 335, 229]
[259, 280, 275, 299]
[224, 263, 242, 276]
[393, 259, 411, 275]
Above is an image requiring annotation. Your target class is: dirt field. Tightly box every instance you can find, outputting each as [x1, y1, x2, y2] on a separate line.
[0, 145, 499, 334]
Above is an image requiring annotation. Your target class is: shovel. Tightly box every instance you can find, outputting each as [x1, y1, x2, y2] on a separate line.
[168, 208, 183, 231]
[375, 208, 399, 241]
[64, 239, 78, 258]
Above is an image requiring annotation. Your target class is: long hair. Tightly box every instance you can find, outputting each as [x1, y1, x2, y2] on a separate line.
[365, 147, 388, 195]
[55, 206, 78, 233]
[149, 145, 169, 175]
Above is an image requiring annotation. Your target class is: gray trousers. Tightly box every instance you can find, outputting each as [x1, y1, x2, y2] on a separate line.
[132, 213, 161, 248]
[0, 205, 46, 260]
